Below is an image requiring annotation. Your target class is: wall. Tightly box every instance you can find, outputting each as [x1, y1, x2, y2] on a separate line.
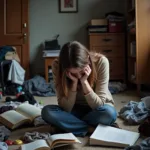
[29, 0, 126, 76]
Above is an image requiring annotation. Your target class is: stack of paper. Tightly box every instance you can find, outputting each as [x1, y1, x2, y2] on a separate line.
[43, 50, 60, 57]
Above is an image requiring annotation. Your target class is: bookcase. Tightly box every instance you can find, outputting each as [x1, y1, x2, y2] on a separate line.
[127, 0, 150, 92]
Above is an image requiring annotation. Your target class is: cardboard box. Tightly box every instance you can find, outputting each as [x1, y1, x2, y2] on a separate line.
[108, 21, 123, 33]
[89, 19, 108, 26]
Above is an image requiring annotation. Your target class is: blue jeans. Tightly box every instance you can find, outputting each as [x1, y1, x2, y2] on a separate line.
[41, 104, 117, 137]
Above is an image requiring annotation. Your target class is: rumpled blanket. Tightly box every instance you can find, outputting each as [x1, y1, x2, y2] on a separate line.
[119, 100, 150, 124]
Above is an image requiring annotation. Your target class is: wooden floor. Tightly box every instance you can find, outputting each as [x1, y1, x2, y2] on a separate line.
[0, 90, 144, 150]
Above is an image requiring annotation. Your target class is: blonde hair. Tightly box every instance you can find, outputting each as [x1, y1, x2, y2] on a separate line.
[58, 41, 101, 97]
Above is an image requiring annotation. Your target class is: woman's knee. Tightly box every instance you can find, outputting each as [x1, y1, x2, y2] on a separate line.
[96, 104, 117, 124]
[107, 106, 117, 122]
[41, 105, 61, 123]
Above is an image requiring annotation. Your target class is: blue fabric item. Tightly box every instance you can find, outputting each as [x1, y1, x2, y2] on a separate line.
[41, 104, 117, 137]
[109, 82, 126, 94]
[124, 137, 150, 150]
[23, 76, 56, 96]
[0, 142, 8, 150]
[0, 46, 14, 61]
[119, 101, 150, 124]
[109, 87, 119, 94]
[0, 126, 11, 141]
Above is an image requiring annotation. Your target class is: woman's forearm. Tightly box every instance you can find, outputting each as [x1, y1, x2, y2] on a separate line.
[71, 81, 78, 92]
[81, 80, 92, 95]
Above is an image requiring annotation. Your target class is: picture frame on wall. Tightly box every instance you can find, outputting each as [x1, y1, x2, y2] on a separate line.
[59, 0, 78, 13]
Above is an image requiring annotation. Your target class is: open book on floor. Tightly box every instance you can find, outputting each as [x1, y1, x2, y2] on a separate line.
[19, 133, 81, 150]
[0, 103, 41, 129]
[90, 124, 140, 148]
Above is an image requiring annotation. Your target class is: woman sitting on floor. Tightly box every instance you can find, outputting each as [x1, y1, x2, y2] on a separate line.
[42, 41, 117, 137]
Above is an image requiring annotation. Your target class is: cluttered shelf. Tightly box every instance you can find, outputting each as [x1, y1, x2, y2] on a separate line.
[127, 0, 137, 88]
[128, 20, 135, 35]
[127, 0, 135, 35]
[88, 11, 125, 82]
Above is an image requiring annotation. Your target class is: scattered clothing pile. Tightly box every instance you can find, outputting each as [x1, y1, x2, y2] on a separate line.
[124, 137, 150, 150]
[0, 126, 11, 142]
[34, 116, 47, 127]
[0, 142, 8, 150]
[4, 82, 20, 96]
[0, 106, 13, 114]
[0, 46, 25, 96]
[138, 116, 150, 137]
[8, 60, 25, 85]
[119, 97, 150, 149]
[6, 91, 37, 105]
[109, 82, 126, 94]
[23, 75, 56, 96]
[23, 132, 51, 143]
[119, 96, 150, 125]
[0, 98, 47, 145]
[0, 101, 23, 114]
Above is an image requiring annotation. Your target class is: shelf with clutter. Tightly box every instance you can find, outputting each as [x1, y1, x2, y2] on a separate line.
[127, 0, 137, 87]
[127, 0, 150, 93]
[88, 11, 126, 82]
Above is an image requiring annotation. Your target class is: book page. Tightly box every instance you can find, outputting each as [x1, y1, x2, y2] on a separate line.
[0, 110, 29, 125]
[90, 124, 140, 146]
[21, 140, 49, 150]
[50, 133, 81, 143]
[16, 103, 41, 121]
[47, 133, 81, 148]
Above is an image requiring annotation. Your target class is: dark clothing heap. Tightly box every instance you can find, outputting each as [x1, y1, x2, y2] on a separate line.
[138, 116, 150, 137]
[0, 106, 13, 114]
[23, 132, 51, 143]
[124, 137, 150, 150]
[6, 91, 37, 105]
[4, 82, 20, 96]
[0, 126, 11, 142]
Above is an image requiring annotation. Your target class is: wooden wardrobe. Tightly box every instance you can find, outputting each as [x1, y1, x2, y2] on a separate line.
[127, 0, 150, 92]
[0, 0, 30, 78]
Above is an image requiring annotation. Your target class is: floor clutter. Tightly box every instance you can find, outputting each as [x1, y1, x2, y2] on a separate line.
[0, 91, 149, 150]
[0, 46, 150, 150]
